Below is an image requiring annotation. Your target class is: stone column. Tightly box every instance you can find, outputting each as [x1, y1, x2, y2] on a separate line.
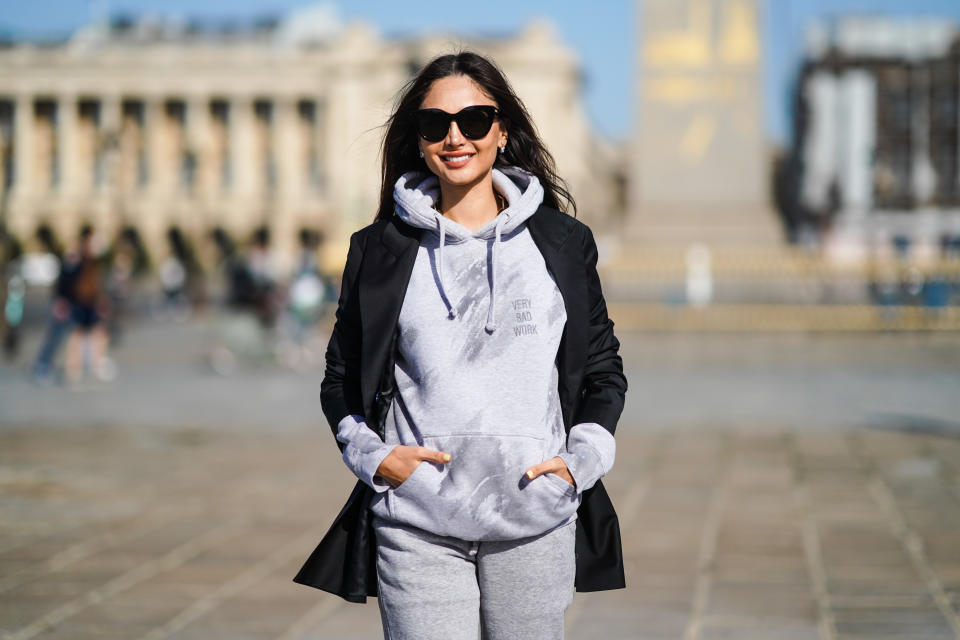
[57, 94, 80, 197]
[116, 100, 142, 200]
[98, 96, 121, 192]
[311, 99, 327, 197]
[326, 73, 361, 229]
[13, 94, 34, 201]
[186, 96, 213, 201]
[274, 97, 302, 199]
[273, 96, 301, 275]
[228, 96, 259, 237]
[146, 97, 173, 197]
[230, 96, 256, 199]
[142, 97, 173, 254]
[98, 96, 122, 234]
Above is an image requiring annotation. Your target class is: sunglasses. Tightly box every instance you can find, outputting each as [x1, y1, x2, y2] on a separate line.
[415, 105, 500, 142]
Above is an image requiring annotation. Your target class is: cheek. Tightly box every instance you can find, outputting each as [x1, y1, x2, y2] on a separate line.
[477, 146, 498, 168]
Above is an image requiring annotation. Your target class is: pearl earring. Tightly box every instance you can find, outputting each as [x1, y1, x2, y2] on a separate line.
[419, 149, 424, 159]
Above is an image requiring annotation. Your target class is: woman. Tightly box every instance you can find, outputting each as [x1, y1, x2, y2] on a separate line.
[293, 51, 627, 639]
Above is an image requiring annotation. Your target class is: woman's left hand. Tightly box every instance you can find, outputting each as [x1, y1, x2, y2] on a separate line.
[524, 456, 576, 487]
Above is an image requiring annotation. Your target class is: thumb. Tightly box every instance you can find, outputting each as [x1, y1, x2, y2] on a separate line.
[418, 447, 451, 464]
[525, 461, 550, 480]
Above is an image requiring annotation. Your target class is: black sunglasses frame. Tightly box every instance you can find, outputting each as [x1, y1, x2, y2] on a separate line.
[415, 105, 500, 143]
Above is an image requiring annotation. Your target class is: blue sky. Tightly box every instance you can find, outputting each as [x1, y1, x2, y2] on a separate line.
[3, 1, 960, 145]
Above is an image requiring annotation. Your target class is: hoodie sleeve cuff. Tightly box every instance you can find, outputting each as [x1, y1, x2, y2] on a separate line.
[558, 422, 616, 493]
[336, 414, 395, 493]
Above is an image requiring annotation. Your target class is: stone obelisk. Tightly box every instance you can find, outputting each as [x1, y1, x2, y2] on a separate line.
[630, 0, 784, 246]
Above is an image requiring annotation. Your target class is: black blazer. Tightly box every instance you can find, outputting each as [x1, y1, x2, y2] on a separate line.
[293, 204, 628, 603]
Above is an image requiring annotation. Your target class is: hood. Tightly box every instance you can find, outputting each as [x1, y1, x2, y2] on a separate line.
[393, 166, 545, 333]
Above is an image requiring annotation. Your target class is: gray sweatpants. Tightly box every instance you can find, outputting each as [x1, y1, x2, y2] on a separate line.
[373, 514, 576, 640]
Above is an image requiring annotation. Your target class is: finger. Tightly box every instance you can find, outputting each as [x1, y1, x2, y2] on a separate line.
[417, 447, 451, 464]
[525, 460, 556, 480]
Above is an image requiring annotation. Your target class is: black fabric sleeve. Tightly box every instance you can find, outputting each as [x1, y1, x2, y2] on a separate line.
[320, 229, 368, 451]
[571, 224, 627, 436]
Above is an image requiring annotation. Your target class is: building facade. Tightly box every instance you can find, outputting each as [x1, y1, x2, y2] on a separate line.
[791, 16, 960, 260]
[0, 7, 613, 274]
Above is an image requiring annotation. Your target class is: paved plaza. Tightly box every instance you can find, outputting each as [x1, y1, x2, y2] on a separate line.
[1, 317, 960, 639]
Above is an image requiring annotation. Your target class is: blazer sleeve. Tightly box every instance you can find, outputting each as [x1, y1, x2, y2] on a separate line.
[570, 224, 627, 436]
[320, 229, 368, 451]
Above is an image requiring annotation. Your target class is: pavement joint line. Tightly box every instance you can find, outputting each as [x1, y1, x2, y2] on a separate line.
[276, 596, 344, 640]
[683, 431, 732, 640]
[136, 522, 330, 640]
[0, 523, 83, 556]
[4, 517, 252, 640]
[846, 431, 960, 639]
[0, 500, 207, 594]
[0, 514, 129, 552]
[784, 431, 838, 640]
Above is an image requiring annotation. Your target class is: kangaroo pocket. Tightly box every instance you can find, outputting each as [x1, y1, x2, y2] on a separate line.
[384, 434, 580, 541]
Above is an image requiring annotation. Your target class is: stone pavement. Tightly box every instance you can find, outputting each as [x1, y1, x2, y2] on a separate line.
[2, 422, 960, 639]
[2, 318, 960, 638]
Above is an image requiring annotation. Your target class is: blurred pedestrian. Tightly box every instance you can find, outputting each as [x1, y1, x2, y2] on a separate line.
[63, 225, 114, 383]
[294, 52, 627, 640]
[31, 227, 73, 383]
[245, 226, 280, 328]
[279, 229, 328, 370]
[156, 227, 203, 321]
[102, 230, 139, 347]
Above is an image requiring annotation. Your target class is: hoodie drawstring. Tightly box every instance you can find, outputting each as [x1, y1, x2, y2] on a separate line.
[436, 210, 509, 332]
[436, 216, 456, 319]
[485, 213, 509, 333]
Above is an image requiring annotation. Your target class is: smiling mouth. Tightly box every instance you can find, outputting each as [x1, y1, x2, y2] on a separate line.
[440, 153, 475, 167]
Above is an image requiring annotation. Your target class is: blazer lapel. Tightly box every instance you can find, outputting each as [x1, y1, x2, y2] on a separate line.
[527, 205, 588, 430]
[358, 216, 420, 414]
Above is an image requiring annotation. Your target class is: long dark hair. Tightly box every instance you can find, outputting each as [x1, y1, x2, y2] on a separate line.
[374, 51, 576, 222]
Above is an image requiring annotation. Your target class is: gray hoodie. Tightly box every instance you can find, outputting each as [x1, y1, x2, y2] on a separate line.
[336, 166, 615, 541]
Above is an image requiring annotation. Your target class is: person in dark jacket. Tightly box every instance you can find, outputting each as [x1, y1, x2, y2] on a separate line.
[293, 51, 627, 640]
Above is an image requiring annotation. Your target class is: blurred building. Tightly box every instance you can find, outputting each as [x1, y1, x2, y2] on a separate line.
[630, 0, 784, 246]
[789, 15, 960, 260]
[0, 5, 617, 274]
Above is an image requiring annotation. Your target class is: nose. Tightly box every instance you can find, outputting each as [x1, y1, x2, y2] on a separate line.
[445, 120, 464, 145]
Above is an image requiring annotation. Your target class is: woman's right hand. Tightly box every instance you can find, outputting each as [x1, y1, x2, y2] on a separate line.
[376, 445, 451, 488]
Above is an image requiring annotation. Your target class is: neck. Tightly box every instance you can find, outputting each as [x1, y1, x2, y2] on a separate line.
[437, 171, 501, 233]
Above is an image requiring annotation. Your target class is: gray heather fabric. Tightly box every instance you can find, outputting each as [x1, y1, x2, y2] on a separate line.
[373, 514, 576, 640]
[335, 165, 616, 541]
